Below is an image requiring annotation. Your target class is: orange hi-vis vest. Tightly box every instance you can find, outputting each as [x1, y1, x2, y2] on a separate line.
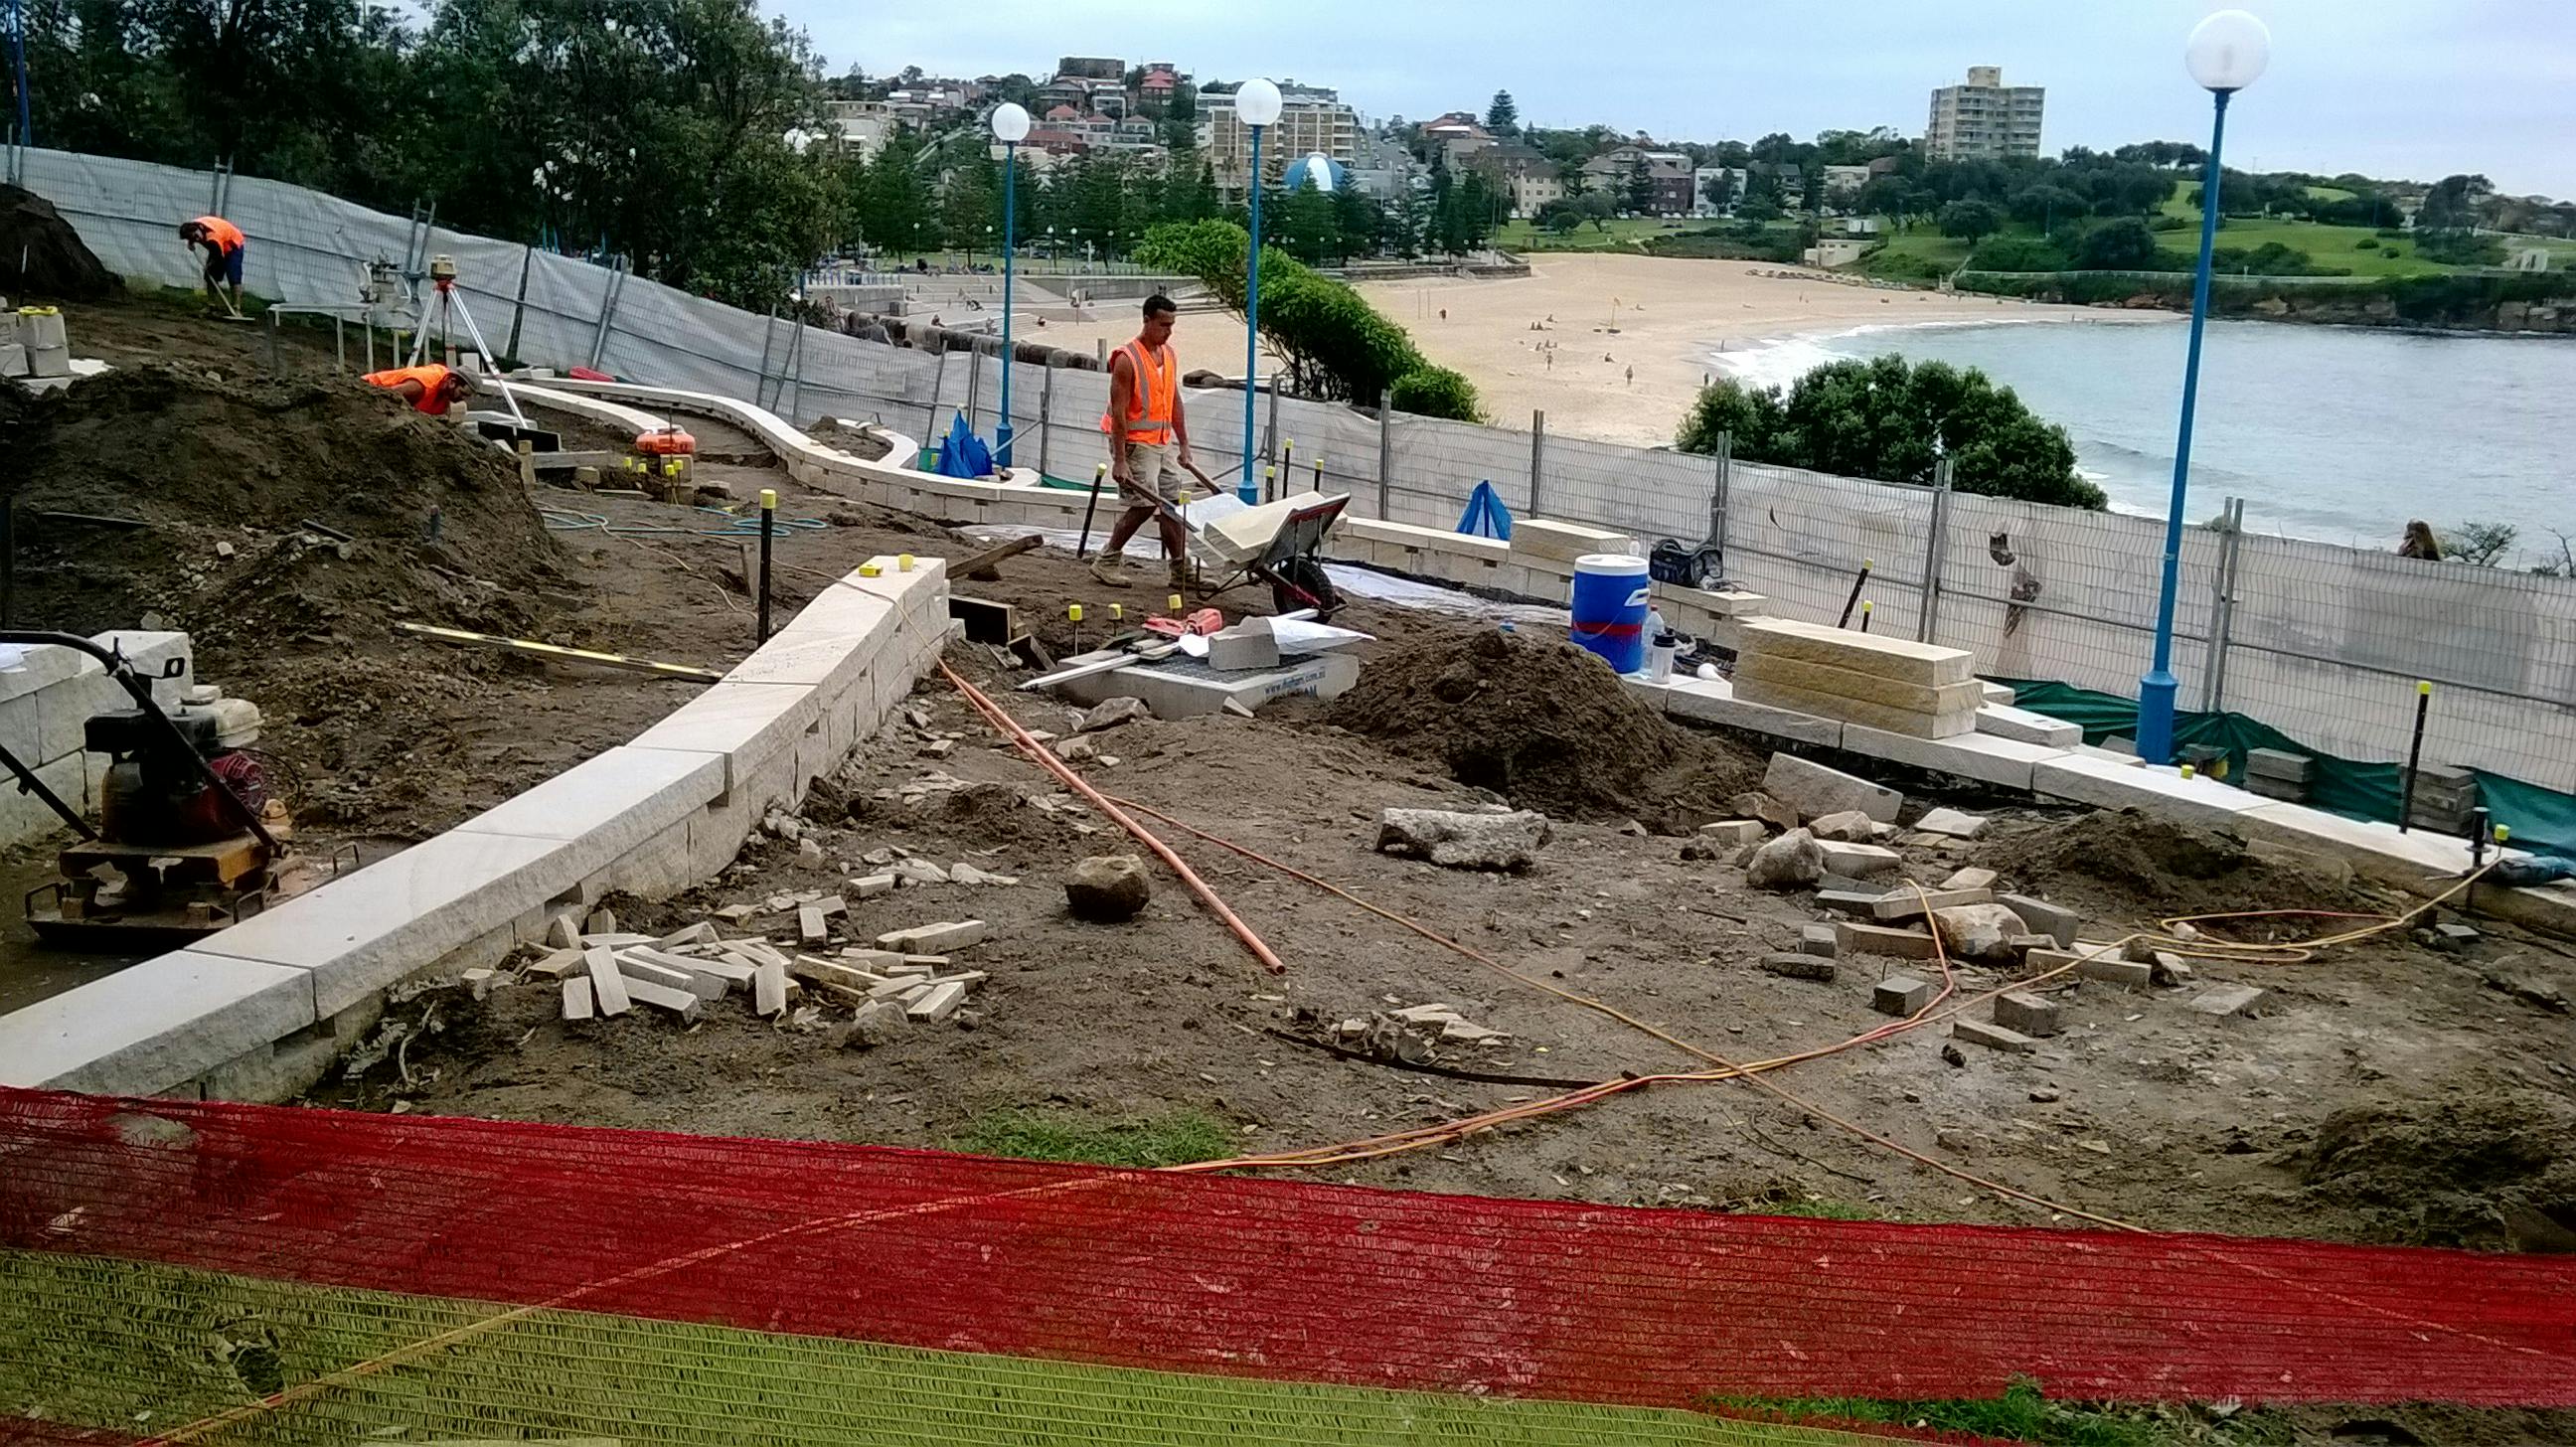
[1100, 339, 1178, 447]
[191, 216, 245, 253]
[364, 364, 458, 415]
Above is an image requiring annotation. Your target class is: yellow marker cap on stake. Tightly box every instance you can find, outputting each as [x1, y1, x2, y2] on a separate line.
[898, 554, 916, 572]
[1067, 604, 1082, 623]
[1168, 593, 1184, 613]
[2179, 763, 2195, 779]
[2418, 680, 2433, 696]
[1109, 603, 1124, 621]
[759, 489, 777, 509]
[2496, 825, 2512, 843]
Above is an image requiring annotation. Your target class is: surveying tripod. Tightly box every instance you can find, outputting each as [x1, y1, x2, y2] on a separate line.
[406, 253, 527, 424]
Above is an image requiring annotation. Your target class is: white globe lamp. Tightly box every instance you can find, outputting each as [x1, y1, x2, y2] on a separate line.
[2185, 10, 2270, 92]
[1235, 79, 1283, 127]
[989, 101, 1032, 143]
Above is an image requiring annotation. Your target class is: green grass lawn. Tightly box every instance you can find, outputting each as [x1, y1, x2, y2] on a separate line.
[1497, 216, 1698, 251]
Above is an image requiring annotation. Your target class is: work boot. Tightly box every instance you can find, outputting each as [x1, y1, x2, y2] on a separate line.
[1089, 549, 1133, 588]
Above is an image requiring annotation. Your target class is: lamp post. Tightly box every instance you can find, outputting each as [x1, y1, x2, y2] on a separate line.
[2138, 10, 2268, 766]
[1234, 79, 1283, 503]
[990, 102, 1031, 466]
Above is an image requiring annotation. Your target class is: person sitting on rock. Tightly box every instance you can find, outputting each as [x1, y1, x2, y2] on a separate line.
[361, 363, 477, 416]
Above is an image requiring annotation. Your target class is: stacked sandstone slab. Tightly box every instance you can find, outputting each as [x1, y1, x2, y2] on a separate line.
[1731, 618, 1981, 739]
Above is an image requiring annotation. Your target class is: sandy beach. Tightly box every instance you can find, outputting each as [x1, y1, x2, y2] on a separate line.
[1354, 253, 2104, 448]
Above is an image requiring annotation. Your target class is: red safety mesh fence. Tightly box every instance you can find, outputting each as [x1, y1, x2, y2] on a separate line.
[4, 1086, 2574, 1413]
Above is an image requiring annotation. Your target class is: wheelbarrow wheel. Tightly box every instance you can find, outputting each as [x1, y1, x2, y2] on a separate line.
[1268, 556, 1339, 618]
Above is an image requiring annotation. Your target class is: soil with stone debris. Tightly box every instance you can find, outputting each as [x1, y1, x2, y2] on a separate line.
[0, 183, 120, 300]
[1971, 809, 2379, 918]
[1329, 625, 1763, 830]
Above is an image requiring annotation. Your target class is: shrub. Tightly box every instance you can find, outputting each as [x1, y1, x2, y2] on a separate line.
[1676, 355, 2104, 510]
[2414, 230, 2506, 266]
[2355, 237, 2379, 249]
[1387, 367, 1481, 421]
[1965, 236, 2071, 272]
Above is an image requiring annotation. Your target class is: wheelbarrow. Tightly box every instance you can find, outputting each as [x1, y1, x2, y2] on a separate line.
[1077, 461, 1347, 619]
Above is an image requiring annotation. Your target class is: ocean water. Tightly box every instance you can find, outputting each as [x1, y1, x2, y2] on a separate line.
[1710, 317, 2576, 550]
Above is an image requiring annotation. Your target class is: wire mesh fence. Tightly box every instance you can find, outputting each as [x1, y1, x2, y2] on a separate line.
[27, 143, 2575, 793]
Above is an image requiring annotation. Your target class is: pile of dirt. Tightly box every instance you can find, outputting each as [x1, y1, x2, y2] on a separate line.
[2, 364, 569, 660]
[1974, 810, 2375, 917]
[0, 184, 119, 300]
[2296, 1090, 2576, 1249]
[1330, 626, 1763, 828]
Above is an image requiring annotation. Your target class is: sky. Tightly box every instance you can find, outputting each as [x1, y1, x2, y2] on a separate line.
[777, 0, 2576, 198]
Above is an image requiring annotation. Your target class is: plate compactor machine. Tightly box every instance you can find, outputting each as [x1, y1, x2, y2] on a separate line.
[4, 632, 341, 950]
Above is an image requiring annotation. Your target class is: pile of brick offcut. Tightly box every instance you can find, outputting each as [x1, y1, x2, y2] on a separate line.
[1731, 617, 1983, 739]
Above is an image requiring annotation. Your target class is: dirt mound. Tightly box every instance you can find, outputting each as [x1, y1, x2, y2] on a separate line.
[2, 364, 567, 659]
[1329, 626, 1762, 827]
[2297, 1091, 2576, 1249]
[1975, 809, 2373, 917]
[0, 184, 119, 300]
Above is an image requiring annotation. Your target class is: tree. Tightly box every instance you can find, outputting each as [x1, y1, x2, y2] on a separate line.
[2444, 521, 2519, 566]
[1625, 154, 1656, 215]
[1485, 89, 1519, 135]
[1936, 199, 2003, 245]
[1574, 190, 1618, 232]
[1699, 169, 1736, 212]
[2074, 216, 2161, 270]
[2417, 173, 2493, 233]
[1543, 206, 1582, 235]
[1132, 218, 1479, 419]
[1677, 355, 2103, 510]
[2007, 184, 2086, 230]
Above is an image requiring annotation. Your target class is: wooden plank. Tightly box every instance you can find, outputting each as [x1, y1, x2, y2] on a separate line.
[953, 533, 1041, 580]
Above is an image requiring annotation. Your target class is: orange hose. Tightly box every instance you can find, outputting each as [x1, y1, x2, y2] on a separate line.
[939, 661, 1286, 974]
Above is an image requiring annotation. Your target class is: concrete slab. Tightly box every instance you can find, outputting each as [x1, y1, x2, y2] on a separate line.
[1059, 651, 1361, 720]
[1764, 752, 1900, 822]
[1734, 675, 1977, 738]
[1510, 517, 1638, 563]
[194, 830, 569, 1018]
[1839, 724, 2064, 792]
[454, 746, 726, 883]
[1651, 676, 1844, 746]
[1734, 652, 1985, 716]
[1976, 704, 2082, 747]
[1738, 617, 1972, 686]
[2232, 802, 2476, 891]
[2032, 755, 2272, 832]
[629, 680, 822, 791]
[0, 949, 315, 1094]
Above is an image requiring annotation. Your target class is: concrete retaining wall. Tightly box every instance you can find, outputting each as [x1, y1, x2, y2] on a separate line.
[0, 559, 951, 1099]
[0, 631, 193, 849]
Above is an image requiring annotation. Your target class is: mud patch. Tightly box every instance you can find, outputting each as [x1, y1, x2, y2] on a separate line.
[1329, 626, 1762, 828]
[2297, 1090, 2576, 1249]
[0, 183, 119, 299]
[1975, 809, 2377, 917]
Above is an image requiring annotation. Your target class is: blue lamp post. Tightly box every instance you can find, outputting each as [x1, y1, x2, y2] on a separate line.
[990, 101, 1032, 468]
[5, 0, 31, 184]
[2138, 10, 2270, 765]
[1234, 79, 1283, 503]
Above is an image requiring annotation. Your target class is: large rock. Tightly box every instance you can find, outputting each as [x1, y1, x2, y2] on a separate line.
[1376, 808, 1551, 872]
[1727, 791, 1801, 834]
[1807, 810, 1877, 843]
[1761, 753, 1901, 823]
[1077, 697, 1150, 732]
[1064, 854, 1153, 922]
[1744, 827, 1826, 891]
[833, 1000, 908, 1049]
[1930, 902, 2033, 964]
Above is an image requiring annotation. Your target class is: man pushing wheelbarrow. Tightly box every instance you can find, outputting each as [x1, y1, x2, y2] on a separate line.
[1090, 293, 1211, 594]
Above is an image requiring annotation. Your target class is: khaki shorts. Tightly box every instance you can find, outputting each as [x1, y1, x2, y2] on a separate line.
[1115, 439, 1175, 506]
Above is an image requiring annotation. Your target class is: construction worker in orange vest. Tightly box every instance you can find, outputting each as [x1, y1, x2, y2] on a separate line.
[362, 364, 477, 417]
[177, 216, 248, 310]
[1094, 293, 1202, 591]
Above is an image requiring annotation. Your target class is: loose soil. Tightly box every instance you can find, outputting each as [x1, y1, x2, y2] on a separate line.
[1331, 625, 1765, 829]
[0, 183, 119, 299]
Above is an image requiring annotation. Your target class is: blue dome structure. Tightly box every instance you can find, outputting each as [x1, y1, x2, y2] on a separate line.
[1282, 153, 1349, 193]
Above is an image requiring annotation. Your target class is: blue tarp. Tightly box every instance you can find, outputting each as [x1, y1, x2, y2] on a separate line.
[1457, 480, 1513, 540]
[932, 412, 993, 480]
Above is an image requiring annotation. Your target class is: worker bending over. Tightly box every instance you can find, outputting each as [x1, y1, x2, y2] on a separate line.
[362, 364, 477, 417]
[177, 216, 248, 310]
[1093, 293, 1199, 591]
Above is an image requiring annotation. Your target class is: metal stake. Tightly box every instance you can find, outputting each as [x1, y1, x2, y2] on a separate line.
[757, 489, 776, 644]
[2397, 680, 2431, 833]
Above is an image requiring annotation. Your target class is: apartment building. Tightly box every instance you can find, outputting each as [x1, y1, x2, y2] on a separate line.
[1924, 66, 2044, 161]
[1202, 80, 1360, 199]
